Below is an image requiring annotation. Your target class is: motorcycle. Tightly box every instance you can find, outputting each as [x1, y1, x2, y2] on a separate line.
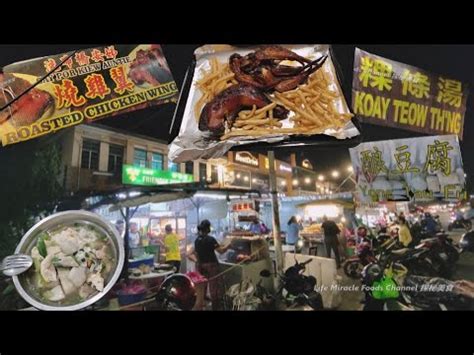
[416, 232, 459, 278]
[155, 273, 197, 311]
[385, 275, 474, 310]
[260, 258, 323, 310]
[344, 226, 387, 279]
[448, 217, 472, 232]
[344, 238, 376, 279]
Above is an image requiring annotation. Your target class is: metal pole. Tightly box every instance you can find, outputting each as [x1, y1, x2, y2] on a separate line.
[120, 206, 130, 281]
[268, 151, 283, 279]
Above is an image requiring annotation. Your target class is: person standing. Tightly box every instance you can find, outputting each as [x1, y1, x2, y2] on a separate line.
[128, 222, 141, 248]
[187, 220, 232, 310]
[321, 216, 341, 268]
[422, 213, 438, 235]
[115, 220, 125, 237]
[286, 216, 303, 246]
[397, 216, 413, 247]
[163, 224, 182, 272]
[250, 219, 262, 234]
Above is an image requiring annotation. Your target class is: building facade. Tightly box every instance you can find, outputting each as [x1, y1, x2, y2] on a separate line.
[60, 123, 330, 197]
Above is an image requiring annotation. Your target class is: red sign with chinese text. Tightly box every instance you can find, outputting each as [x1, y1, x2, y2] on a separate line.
[0, 45, 179, 146]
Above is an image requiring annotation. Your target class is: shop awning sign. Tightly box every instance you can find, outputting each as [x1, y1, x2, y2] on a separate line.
[349, 135, 467, 203]
[352, 48, 469, 139]
[0, 45, 179, 146]
[122, 164, 193, 186]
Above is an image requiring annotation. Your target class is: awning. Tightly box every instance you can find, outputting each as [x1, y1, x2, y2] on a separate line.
[109, 191, 194, 211]
[296, 199, 354, 209]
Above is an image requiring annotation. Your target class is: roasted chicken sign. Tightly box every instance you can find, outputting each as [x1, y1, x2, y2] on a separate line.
[0, 45, 178, 146]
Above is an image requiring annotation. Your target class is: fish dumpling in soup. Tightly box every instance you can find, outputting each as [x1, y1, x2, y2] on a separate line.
[68, 267, 87, 288]
[52, 228, 80, 255]
[57, 268, 76, 296]
[40, 254, 57, 283]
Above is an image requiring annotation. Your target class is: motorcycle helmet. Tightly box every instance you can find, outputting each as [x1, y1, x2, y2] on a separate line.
[361, 263, 383, 285]
[155, 274, 197, 310]
[459, 231, 474, 253]
[357, 226, 368, 238]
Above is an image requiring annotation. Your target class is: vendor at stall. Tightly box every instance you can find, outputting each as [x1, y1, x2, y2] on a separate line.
[128, 222, 141, 248]
[250, 219, 262, 234]
[321, 216, 341, 268]
[287, 216, 303, 246]
[187, 220, 233, 310]
[163, 224, 182, 273]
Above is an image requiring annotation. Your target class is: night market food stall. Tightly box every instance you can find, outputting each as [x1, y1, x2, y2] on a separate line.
[2, 43, 474, 312]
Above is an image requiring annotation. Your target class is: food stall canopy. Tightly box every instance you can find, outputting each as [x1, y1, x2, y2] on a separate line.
[109, 191, 194, 211]
[296, 199, 354, 209]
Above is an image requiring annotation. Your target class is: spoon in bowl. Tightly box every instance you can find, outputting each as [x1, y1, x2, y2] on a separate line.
[1, 254, 33, 277]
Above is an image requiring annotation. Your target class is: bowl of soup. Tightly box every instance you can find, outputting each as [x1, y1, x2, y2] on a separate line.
[12, 210, 125, 311]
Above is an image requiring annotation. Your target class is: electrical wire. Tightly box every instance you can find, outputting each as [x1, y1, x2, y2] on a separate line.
[0, 50, 78, 113]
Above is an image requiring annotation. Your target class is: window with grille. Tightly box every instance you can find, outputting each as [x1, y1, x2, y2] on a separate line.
[81, 139, 100, 170]
[151, 152, 164, 170]
[169, 161, 180, 172]
[134, 148, 147, 168]
[199, 163, 207, 182]
[108, 144, 124, 173]
[210, 165, 218, 183]
[185, 161, 194, 175]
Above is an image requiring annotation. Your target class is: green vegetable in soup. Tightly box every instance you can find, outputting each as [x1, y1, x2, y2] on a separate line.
[37, 235, 48, 258]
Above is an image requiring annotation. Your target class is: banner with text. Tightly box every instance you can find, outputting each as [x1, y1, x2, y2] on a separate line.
[0, 45, 179, 146]
[352, 48, 468, 139]
[349, 135, 467, 203]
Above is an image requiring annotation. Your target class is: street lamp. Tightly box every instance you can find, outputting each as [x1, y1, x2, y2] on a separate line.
[332, 170, 339, 178]
[318, 174, 325, 181]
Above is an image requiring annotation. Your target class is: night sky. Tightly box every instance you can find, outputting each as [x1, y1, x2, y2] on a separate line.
[1, 44, 473, 190]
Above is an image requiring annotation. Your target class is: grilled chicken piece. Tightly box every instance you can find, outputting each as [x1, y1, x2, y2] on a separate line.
[254, 45, 313, 64]
[199, 83, 288, 136]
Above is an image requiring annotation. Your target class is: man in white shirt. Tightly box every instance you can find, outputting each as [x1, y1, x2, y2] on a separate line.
[128, 222, 141, 248]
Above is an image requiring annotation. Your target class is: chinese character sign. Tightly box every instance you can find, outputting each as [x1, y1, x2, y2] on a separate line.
[349, 135, 467, 203]
[352, 48, 468, 140]
[0, 45, 179, 146]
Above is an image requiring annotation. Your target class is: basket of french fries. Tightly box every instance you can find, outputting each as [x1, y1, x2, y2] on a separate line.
[169, 44, 360, 162]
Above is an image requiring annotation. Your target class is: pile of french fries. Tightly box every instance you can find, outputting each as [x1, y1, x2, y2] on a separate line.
[274, 67, 353, 131]
[194, 56, 354, 141]
[194, 58, 238, 119]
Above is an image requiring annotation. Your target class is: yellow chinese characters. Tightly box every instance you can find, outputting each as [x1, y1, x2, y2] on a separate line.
[392, 145, 420, 174]
[359, 56, 393, 92]
[360, 147, 389, 179]
[401, 69, 430, 99]
[436, 77, 463, 108]
[423, 140, 454, 176]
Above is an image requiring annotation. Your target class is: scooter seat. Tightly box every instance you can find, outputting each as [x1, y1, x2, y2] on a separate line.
[391, 248, 411, 255]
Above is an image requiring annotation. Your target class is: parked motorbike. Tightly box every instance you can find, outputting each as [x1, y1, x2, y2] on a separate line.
[448, 217, 472, 232]
[260, 258, 323, 310]
[344, 238, 376, 279]
[155, 274, 197, 310]
[343, 226, 388, 279]
[459, 230, 474, 253]
[416, 232, 459, 278]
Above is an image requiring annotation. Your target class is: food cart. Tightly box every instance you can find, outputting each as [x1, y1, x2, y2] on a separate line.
[296, 199, 354, 257]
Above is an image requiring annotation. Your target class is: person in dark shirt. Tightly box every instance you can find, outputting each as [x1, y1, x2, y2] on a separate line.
[188, 220, 232, 310]
[321, 216, 341, 268]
